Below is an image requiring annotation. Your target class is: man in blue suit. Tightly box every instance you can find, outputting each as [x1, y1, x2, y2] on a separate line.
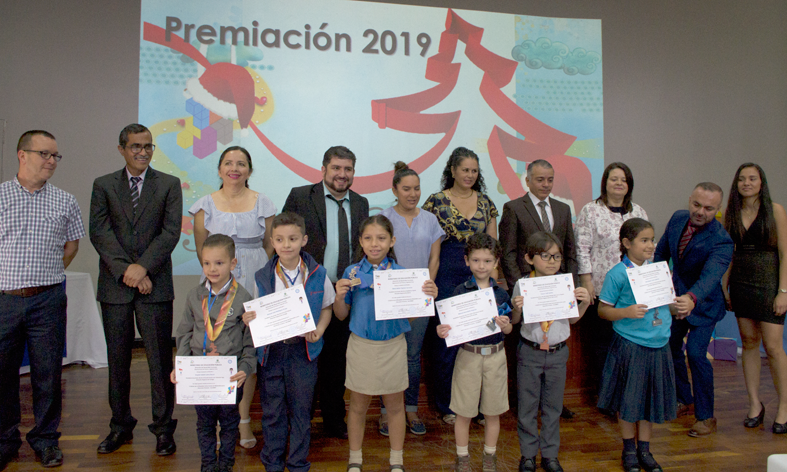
[655, 182, 733, 437]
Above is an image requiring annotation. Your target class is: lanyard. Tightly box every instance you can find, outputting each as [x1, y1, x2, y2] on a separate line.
[202, 279, 238, 355]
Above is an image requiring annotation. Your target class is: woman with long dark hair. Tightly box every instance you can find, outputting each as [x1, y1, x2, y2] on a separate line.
[722, 163, 787, 433]
[422, 147, 498, 424]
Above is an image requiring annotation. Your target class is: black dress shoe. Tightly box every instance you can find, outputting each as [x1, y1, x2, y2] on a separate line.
[637, 451, 663, 472]
[36, 446, 63, 468]
[97, 431, 133, 454]
[0, 451, 19, 471]
[743, 402, 765, 428]
[773, 421, 787, 434]
[156, 433, 176, 456]
[518, 456, 536, 472]
[325, 423, 348, 439]
[541, 458, 564, 472]
[560, 406, 577, 419]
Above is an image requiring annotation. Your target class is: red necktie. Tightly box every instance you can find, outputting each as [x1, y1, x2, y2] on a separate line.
[678, 223, 696, 258]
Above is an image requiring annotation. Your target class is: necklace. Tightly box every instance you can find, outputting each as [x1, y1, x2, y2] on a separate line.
[448, 187, 474, 199]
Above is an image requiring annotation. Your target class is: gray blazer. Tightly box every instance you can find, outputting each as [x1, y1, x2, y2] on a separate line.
[89, 167, 182, 304]
[498, 193, 577, 290]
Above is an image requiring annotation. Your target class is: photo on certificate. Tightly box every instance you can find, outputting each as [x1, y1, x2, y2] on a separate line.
[436, 289, 499, 347]
[243, 284, 316, 348]
[519, 274, 579, 324]
[175, 356, 237, 405]
[373, 268, 435, 320]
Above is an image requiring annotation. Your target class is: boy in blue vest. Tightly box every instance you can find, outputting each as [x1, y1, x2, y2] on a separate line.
[243, 212, 335, 472]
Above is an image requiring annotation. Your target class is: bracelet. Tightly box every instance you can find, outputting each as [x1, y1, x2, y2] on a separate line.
[779, 289, 787, 294]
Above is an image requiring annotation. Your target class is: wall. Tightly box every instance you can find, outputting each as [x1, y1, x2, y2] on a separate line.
[2, 0, 785, 327]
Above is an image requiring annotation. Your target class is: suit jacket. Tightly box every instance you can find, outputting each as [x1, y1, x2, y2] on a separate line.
[89, 167, 183, 304]
[282, 182, 369, 265]
[654, 210, 733, 327]
[498, 193, 578, 290]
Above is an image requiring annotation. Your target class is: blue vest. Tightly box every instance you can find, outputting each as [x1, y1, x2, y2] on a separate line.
[254, 251, 328, 366]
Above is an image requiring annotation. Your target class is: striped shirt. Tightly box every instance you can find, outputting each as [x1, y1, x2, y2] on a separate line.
[0, 177, 86, 290]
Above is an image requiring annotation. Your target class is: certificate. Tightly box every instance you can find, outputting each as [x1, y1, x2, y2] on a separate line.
[626, 261, 676, 309]
[519, 274, 579, 323]
[243, 284, 316, 347]
[175, 356, 238, 405]
[373, 269, 434, 320]
[436, 289, 499, 347]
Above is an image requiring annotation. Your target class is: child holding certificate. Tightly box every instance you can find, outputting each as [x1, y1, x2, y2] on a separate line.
[436, 233, 513, 472]
[597, 218, 681, 472]
[334, 215, 438, 472]
[242, 212, 335, 472]
[172, 234, 255, 472]
[510, 232, 590, 472]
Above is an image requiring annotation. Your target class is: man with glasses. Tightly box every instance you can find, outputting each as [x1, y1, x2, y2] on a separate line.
[0, 130, 85, 469]
[89, 123, 182, 456]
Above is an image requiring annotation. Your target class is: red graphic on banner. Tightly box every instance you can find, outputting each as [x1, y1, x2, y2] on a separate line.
[143, 10, 592, 205]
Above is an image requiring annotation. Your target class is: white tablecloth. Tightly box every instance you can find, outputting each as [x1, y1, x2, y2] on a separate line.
[19, 271, 107, 374]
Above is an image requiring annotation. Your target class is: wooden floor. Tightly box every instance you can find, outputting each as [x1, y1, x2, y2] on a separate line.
[7, 349, 786, 471]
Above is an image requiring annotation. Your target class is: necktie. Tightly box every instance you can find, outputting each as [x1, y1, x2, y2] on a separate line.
[130, 176, 141, 209]
[327, 195, 350, 279]
[678, 223, 696, 258]
[538, 200, 551, 233]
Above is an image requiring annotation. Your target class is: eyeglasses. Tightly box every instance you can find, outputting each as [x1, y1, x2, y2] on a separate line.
[125, 144, 156, 154]
[24, 150, 63, 162]
[537, 253, 563, 262]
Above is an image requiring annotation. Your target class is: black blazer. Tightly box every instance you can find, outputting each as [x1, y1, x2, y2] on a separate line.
[89, 167, 182, 304]
[282, 182, 369, 266]
[498, 193, 578, 289]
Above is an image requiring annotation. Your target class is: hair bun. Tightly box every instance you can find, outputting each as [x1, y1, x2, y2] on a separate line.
[393, 161, 409, 172]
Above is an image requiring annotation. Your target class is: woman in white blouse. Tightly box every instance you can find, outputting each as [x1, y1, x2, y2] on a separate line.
[574, 162, 647, 407]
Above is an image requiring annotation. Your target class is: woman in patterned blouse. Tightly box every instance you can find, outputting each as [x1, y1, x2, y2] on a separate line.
[574, 162, 648, 409]
[422, 147, 499, 424]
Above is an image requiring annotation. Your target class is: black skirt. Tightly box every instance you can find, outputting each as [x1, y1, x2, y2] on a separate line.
[597, 333, 677, 424]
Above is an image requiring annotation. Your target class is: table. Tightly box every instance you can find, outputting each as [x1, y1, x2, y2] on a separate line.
[19, 271, 107, 374]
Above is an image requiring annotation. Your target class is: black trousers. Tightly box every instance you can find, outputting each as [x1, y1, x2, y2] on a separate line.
[317, 314, 350, 429]
[101, 300, 177, 436]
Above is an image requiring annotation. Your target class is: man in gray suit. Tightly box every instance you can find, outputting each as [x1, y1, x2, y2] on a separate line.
[498, 159, 579, 449]
[499, 159, 578, 289]
[89, 123, 182, 456]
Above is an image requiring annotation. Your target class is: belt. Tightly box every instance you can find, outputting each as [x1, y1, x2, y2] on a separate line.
[461, 342, 504, 356]
[0, 283, 60, 298]
[281, 336, 301, 345]
[521, 337, 566, 353]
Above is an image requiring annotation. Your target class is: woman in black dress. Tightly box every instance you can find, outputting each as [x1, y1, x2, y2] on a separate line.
[723, 163, 787, 433]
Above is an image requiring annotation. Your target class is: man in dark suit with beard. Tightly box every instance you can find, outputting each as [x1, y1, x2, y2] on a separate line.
[282, 145, 369, 438]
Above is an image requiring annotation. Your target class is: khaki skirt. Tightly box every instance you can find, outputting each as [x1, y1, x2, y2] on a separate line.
[345, 333, 408, 395]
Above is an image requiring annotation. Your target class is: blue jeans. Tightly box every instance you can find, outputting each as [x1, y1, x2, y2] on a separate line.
[669, 318, 716, 420]
[381, 316, 429, 414]
[195, 385, 242, 471]
[0, 283, 67, 454]
[258, 341, 318, 472]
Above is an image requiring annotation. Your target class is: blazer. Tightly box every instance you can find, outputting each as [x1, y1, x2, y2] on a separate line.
[282, 181, 369, 265]
[89, 167, 183, 304]
[498, 193, 578, 290]
[654, 210, 734, 327]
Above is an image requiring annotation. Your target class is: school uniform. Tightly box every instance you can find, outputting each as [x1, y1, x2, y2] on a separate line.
[514, 273, 573, 460]
[175, 277, 255, 471]
[254, 252, 335, 472]
[449, 277, 512, 418]
[596, 258, 677, 424]
[342, 257, 411, 395]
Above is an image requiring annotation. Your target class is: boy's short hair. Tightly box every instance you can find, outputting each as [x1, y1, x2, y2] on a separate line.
[270, 212, 306, 235]
[464, 233, 502, 260]
[203, 233, 236, 259]
[524, 232, 563, 257]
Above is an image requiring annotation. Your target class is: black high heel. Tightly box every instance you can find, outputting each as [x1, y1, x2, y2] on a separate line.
[773, 421, 787, 434]
[743, 402, 765, 428]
